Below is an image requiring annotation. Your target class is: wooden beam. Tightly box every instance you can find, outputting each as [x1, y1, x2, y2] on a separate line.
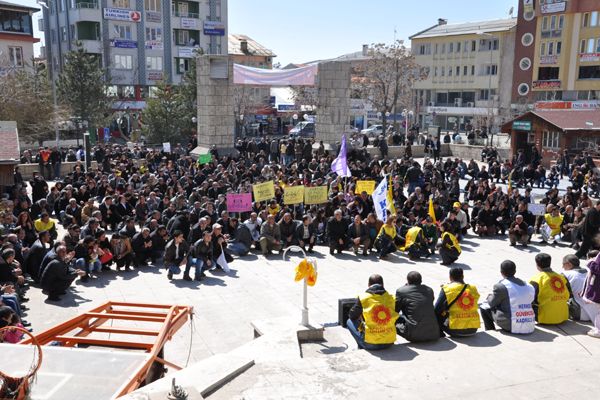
[154, 357, 183, 371]
[54, 335, 153, 350]
[92, 327, 161, 336]
[109, 309, 169, 318]
[84, 312, 165, 323]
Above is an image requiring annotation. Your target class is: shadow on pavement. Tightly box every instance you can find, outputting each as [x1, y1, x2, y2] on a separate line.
[498, 328, 558, 342]
[45, 292, 92, 308]
[369, 344, 419, 361]
[406, 337, 458, 352]
[451, 331, 502, 347]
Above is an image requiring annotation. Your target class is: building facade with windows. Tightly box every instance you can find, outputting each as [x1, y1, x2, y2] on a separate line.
[410, 18, 517, 133]
[0, 0, 40, 73]
[40, 0, 227, 108]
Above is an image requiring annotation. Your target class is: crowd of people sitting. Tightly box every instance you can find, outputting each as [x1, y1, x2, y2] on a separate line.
[1, 134, 600, 344]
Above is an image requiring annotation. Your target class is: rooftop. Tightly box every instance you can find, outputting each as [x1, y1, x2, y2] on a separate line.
[529, 110, 600, 131]
[228, 34, 276, 58]
[411, 18, 517, 39]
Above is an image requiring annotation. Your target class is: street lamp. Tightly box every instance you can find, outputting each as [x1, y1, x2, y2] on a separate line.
[402, 109, 414, 141]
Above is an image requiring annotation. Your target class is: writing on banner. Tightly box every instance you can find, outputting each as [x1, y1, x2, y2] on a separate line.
[356, 180, 376, 195]
[304, 186, 328, 205]
[226, 193, 253, 212]
[253, 181, 275, 202]
[284, 186, 305, 205]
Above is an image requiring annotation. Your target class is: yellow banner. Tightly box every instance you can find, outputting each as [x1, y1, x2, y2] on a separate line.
[356, 180, 376, 195]
[284, 185, 305, 205]
[304, 186, 328, 205]
[252, 181, 275, 202]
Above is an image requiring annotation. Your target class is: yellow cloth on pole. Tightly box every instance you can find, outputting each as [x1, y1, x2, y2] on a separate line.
[387, 175, 396, 216]
[428, 198, 437, 224]
[294, 259, 317, 286]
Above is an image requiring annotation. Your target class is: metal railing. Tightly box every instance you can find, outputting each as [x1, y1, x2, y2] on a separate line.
[76, 1, 99, 9]
[173, 10, 199, 18]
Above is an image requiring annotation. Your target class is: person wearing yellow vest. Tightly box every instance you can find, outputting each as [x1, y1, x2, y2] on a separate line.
[434, 267, 481, 337]
[34, 212, 58, 244]
[347, 274, 398, 350]
[439, 221, 461, 266]
[375, 215, 399, 260]
[529, 253, 570, 325]
[541, 206, 564, 244]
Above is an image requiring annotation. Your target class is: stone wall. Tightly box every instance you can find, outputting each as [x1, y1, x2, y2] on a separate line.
[195, 55, 235, 154]
[315, 62, 351, 144]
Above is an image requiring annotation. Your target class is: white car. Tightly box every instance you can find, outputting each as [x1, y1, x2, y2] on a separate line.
[361, 125, 383, 137]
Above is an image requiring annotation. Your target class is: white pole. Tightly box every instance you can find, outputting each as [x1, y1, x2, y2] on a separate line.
[283, 245, 313, 327]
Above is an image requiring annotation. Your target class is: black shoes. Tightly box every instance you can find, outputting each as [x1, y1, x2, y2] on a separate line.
[183, 275, 192, 281]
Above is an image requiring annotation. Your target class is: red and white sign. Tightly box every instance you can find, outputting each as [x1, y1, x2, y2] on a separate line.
[540, 55, 558, 65]
[541, 2, 566, 14]
[532, 80, 561, 89]
[103, 8, 141, 22]
[580, 53, 600, 63]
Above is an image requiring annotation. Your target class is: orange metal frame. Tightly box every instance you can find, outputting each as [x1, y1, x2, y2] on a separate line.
[19, 301, 193, 399]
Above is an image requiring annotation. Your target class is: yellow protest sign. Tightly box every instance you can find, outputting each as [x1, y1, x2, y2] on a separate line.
[356, 180, 376, 195]
[284, 185, 305, 205]
[252, 181, 275, 202]
[304, 186, 328, 205]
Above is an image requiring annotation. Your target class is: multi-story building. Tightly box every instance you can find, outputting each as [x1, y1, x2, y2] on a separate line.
[0, 0, 40, 73]
[41, 0, 227, 108]
[410, 18, 517, 133]
[512, 0, 600, 108]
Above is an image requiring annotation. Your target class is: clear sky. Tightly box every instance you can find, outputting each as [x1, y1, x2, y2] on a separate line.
[25, 0, 518, 64]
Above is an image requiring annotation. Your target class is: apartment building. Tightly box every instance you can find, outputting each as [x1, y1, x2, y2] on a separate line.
[410, 18, 517, 132]
[0, 0, 40, 73]
[41, 0, 227, 108]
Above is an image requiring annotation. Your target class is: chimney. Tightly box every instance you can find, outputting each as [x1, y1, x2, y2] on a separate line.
[362, 44, 368, 56]
[240, 40, 248, 54]
[438, 18, 447, 25]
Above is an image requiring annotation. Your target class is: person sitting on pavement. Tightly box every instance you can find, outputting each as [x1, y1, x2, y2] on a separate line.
[259, 214, 281, 256]
[279, 212, 298, 249]
[421, 216, 438, 254]
[190, 231, 214, 281]
[439, 222, 461, 266]
[296, 215, 317, 253]
[541, 205, 564, 244]
[165, 230, 191, 281]
[400, 225, 431, 260]
[529, 253, 570, 325]
[395, 271, 439, 342]
[347, 274, 398, 350]
[34, 212, 57, 244]
[508, 214, 530, 247]
[583, 250, 600, 338]
[347, 214, 370, 256]
[475, 201, 497, 237]
[40, 245, 85, 302]
[327, 209, 349, 255]
[561, 254, 591, 321]
[375, 214, 399, 260]
[434, 267, 481, 337]
[479, 260, 535, 334]
[131, 227, 153, 267]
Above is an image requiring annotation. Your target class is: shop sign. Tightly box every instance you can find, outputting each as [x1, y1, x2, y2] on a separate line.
[145, 11, 161, 23]
[103, 7, 141, 22]
[540, 55, 558, 65]
[532, 80, 561, 89]
[203, 20, 225, 36]
[513, 121, 532, 131]
[181, 18, 199, 29]
[541, 2, 566, 14]
[580, 53, 600, 63]
[110, 39, 137, 49]
[145, 40, 163, 50]
[148, 71, 163, 81]
[178, 47, 195, 58]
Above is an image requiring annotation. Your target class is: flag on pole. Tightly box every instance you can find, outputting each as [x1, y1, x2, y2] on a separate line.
[216, 246, 231, 273]
[428, 198, 437, 224]
[387, 175, 396, 216]
[330, 135, 351, 177]
[372, 176, 395, 221]
[508, 170, 513, 191]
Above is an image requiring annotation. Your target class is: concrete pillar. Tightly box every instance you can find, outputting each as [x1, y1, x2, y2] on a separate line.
[193, 55, 236, 155]
[315, 61, 351, 144]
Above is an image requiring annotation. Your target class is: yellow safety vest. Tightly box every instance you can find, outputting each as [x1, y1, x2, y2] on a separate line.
[442, 282, 480, 330]
[359, 292, 399, 345]
[377, 224, 397, 240]
[544, 214, 563, 236]
[442, 232, 461, 254]
[529, 271, 569, 324]
[400, 226, 421, 251]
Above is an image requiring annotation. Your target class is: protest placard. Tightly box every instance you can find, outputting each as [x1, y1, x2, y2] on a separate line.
[252, 181, 275, 202]
[284, 185, 305, 205]
[304, 186, 328, 205]
[356, 180, 376, 195]
[226, 193, 253, 212]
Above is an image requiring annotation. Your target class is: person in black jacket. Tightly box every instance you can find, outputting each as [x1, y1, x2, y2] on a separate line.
[40, 246, 85, 301]
[131, 228, 153, 266]
[190, 231, 214, 281]
[347, 215, 370, 256]
[575, 201, 600, 258]
[164, 231, 190, 281]
[278, 213, 298, 248]
[326, 209, 349, 255]
[296, 215, 316, 253]
[25, 231, 50, 283]
[395, 271, 440, 342]
[99, 196, 122, 231]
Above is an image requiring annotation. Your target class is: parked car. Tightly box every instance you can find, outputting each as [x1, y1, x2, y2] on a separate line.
[289, 121, 315, 137]
[361, 125, 383, 137]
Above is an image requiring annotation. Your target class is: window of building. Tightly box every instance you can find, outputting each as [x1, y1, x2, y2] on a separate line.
[418, 43, 431, 55]
[463, 40, 468, 52]
[581, 39, 587, 54]
[456, 42, 461, 52]
[588, 38, 596, 54]
[557, 41, 562, 55]
[114, 54, 133, 69]
[583, 13, 590, 28]
[448, 67, 452, 76]
[146, 56, 162, 70]
[542, 16, 548, 31]
[177, 30, 190, 45]
[58, 0, 64, 12]
[441, 43, 446, 54]
[51, 28, 56, 44]
[471, 65, 475, 75]
[484, 64, 498, 75]
[144, 0, 160, 12]
[434, 67, 438, 77]
[114, 24, 132, 39]
[542, 131, 560, 149]
[463, 65, 468, 76]
[579, 66, 600, 80]
[538, 66, 560, 80]
[541, 42, 546, 56]
[434, 43, 438, 54]
[550, 15, 557, 30]
[113, 0, 130, 8]
[479, 89, 496, 101]
[558, 15, 564, 29]
[548, 41, 555, 56]
[441, 67, 445, 77]
[471, 40, 476, 51]
[8, 47, 23, 67]
[145, 27, 162, 41]
[448, 42, 453, 53]
[456, 66, 460, 76]
[60, 26, 67, 41]
[176, 58, 191, 74]
[592, 11, 599, 27]
[437, 92, 448, 104]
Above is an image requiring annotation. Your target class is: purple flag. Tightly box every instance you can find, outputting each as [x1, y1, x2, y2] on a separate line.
[331, 135, 351, 177]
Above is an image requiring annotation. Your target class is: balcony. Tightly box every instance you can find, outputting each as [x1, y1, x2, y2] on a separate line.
[71, 1, 101, 22]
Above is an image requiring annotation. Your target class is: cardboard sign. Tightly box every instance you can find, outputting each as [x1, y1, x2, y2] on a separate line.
[198, 154, 212, 165]
[162, 142, 171, 153]
[356, 180, 376, 195]
[226, 193, 253, 213]
[253, 181, 275, 202]
[528, 203, 547, 216]
[284, 186, 305, 205]
[304, 186, 328, 205]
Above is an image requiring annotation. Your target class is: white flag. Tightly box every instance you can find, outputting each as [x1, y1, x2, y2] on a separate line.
[372, 178, 388, 221]
[216, 247, 231, 273]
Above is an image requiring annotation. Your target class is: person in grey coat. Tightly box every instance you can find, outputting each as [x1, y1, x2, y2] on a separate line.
[395, 271, 440, 342]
